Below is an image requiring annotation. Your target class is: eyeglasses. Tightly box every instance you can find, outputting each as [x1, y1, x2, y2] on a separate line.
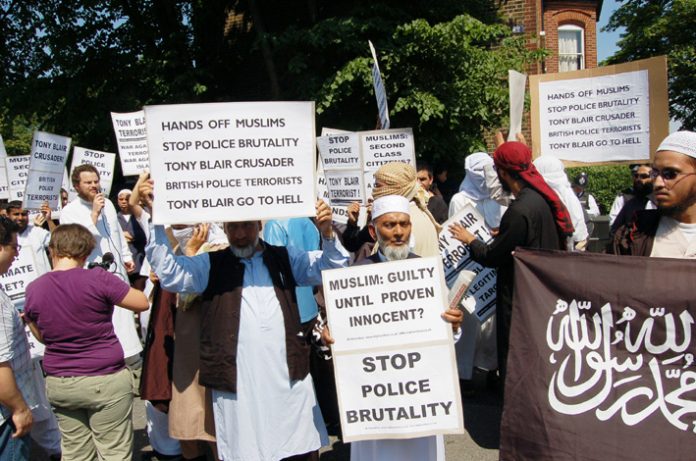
[633, 173, 651, 180]
[649, 169, 696, 182]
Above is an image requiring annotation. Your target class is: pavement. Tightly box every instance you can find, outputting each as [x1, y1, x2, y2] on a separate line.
[32, 371, 502, 460]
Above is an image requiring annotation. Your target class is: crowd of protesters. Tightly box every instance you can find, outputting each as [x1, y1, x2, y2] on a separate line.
[0, 129, 695, 461]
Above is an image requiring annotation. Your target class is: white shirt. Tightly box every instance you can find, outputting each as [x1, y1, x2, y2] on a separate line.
[651, 217, 696, 259]
[18, 225, 51, 277]
[60, 197, 142, 358]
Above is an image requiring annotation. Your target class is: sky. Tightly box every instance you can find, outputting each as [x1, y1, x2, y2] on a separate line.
[597, 0, 624, 62]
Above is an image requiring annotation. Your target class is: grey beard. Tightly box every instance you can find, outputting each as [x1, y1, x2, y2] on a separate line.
[376, 233, 411, 261]
[230, 236, 259, 258]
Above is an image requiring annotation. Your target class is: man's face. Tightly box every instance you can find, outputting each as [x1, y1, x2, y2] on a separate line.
[224, 221, 261, 258]
[497, 168, 512, 193]
[75, 171, 101, 202]
[61, 191, 69, 207]
[117, 193, 130, 213]
[416, 169, 433, 191]
[369, 212, 411, 261]
[0, 233, 19, 275]
[8, 208, 29, 232]
[633, 165, 653, 195]
[652, 150, 696, 214]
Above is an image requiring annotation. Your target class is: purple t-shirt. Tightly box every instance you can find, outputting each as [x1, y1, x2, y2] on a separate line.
[25, 267, 131, 376]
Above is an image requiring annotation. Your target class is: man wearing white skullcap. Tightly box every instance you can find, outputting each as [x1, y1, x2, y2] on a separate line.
[611, 131, 696, 258]
[322, 195, 462, 461]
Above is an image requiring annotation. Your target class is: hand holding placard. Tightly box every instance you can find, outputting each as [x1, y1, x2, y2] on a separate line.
[315, 199, 335, 239]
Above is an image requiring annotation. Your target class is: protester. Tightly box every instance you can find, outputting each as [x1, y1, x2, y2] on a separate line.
[168, 223, 226, 460]
[608, 164, 656, 228]
[611, 131, 696, 258]
[416, 161, 448, 224]
[533, 156, 589, 250]
[7, 201, 53, 276]
[141, 175, 349, 461]
[322, 195, 462, 461]
[60, 164, 143, 372]
[341, 201, 375, 256]
[433, 165, 457, 205]
[372, 162, 441, 257]
[450, 152, 506, 230]
[116, 189, 148, 290]
[448, 139, 573, 380]
[447, 152, 503, 393]
[24, 223, 148, 461]
[0, 217, 35, 460]
[6, 200, 62, 458]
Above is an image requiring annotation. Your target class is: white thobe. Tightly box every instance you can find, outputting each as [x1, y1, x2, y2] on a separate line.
[447, 196, 498, 378]
[351, 436, 445, 461]
[60, 197, 142, 358]
[146, 224, 349, 461]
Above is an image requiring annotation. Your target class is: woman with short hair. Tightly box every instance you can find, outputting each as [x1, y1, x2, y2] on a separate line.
[24, 223, 148, 461]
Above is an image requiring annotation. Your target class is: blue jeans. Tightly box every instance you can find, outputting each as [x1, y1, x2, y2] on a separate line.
[0, 419, 31, 461]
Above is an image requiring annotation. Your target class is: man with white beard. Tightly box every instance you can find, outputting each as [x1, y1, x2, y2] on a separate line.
[140, 177, 349, 461]
[322, 195, 463, 461]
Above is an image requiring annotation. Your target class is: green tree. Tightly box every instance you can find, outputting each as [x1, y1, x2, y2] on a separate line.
[0, 1, 536, 170]
[604, 0, 696, 130]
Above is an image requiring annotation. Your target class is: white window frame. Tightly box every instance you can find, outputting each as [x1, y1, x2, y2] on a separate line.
[558, 24, 585, 72]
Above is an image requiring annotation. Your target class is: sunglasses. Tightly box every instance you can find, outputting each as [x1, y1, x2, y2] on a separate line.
[633, 173, 651, 180]
[650, 169, 696, 182]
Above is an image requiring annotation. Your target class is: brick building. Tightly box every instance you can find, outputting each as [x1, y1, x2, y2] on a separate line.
[498, 0, 603, 74]
[483, 0, 603, 149]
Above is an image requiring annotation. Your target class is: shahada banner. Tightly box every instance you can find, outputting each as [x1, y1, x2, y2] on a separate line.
[501, 248, 696, 461]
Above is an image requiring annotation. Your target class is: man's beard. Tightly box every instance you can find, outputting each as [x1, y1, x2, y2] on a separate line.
[230, 236, 259, 258]
[634, 181, 653, 196]
[376, 233, 410, 261]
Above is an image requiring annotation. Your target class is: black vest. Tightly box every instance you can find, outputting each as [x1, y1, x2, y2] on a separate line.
[198, 243, 309, 392]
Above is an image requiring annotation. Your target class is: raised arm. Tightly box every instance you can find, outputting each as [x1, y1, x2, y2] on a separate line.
[289, 200, 350, 286]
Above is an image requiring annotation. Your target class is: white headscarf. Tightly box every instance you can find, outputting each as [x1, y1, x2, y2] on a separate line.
[533, 156, 588, 243]
[459, 152, 493, 201]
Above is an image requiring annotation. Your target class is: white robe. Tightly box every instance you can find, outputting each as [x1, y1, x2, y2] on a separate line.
[146, 224, 349, 461]
[351, 435, 445, 461]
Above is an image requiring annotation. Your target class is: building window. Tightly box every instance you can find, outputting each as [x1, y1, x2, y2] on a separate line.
[558, 24, 584, 72]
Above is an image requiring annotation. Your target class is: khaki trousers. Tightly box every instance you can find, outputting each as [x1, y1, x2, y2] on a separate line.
[46, 368, 133, 461]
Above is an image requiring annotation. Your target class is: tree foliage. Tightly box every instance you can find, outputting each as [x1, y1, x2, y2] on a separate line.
[604, 0, 696, 130]
[0, 1, 539, 170]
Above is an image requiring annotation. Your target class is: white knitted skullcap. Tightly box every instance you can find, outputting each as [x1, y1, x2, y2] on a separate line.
[118, 189, 131, 197]
[657, 131, 696, 158]
[372, 195, 410, 221]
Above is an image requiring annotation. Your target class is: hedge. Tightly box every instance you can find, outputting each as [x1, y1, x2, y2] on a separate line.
[565, 165, 635, 215]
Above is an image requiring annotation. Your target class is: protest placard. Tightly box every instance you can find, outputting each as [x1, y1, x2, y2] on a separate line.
[69, 147, 116, 201]
[145, 101, 316, 224]
[317, 132, 366, 205]
[6, 156, 31, 201]
[531, 56, 668, 164]
[323, 257, 463, 442]
[111, 111, 149, 176]
[23, 131, 71, 210]
[502, 249, 696, 460]
[439, 206, 496, 322]
[508, 70, 527, 141]
[369, 40, 390, 130]
[0, 136, 9, 200]
[361, 128, 415, 196]
[0, 246, 37, 310]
